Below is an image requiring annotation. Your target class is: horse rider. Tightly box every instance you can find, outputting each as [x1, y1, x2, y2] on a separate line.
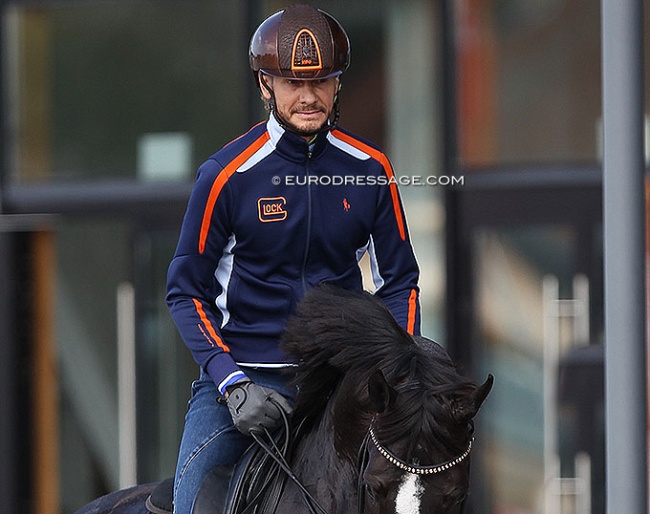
[166, 4, 422, 512]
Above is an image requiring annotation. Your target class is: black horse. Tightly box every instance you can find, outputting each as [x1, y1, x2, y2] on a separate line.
[73, 286, 493, 514]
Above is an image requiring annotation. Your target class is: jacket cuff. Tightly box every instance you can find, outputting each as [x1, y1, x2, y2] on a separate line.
[205, 354, 248, 395]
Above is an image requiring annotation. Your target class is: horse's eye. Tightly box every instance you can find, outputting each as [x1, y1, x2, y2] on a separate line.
[364, 481, 387, 501]
[446, 491, 468, 507]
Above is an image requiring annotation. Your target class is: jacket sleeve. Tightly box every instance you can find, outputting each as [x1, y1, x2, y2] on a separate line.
[367, 161, 421, 335]
[166, 158, 247, 394]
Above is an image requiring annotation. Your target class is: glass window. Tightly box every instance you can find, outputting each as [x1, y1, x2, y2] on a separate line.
[470, 221, 604, 513]
[4, 0, 251, 184]
[56, 219, 130, 510]
[55, 219, 198, 511]
[133, 229, 197, 482]
[456, 0, 603, 166]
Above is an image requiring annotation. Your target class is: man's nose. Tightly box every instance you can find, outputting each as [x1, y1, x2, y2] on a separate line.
[298, 83, 318, 102]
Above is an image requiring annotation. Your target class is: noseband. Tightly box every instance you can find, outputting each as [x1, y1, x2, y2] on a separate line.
[367, 417, 473, 475]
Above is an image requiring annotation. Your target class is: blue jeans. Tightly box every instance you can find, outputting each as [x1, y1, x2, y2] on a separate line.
[173, 368, 296, 514]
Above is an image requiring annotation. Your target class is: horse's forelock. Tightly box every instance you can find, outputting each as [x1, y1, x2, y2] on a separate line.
[376, 345, 477, 459]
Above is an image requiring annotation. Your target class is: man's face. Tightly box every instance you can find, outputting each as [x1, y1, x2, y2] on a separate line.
[260, 74, 339, 139]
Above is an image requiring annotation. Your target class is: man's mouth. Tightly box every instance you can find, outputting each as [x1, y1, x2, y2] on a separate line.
[293, 106, 324, 118]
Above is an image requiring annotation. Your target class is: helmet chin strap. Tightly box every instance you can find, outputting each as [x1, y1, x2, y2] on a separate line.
[259, 73, 341, 138]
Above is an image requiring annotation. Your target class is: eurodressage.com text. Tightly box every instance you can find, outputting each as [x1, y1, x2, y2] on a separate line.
[274, 175, 465, 187]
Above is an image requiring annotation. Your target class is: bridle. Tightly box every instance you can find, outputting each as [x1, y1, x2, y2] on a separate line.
[249, 403, 474, 514]
[355, 416, 473, 513]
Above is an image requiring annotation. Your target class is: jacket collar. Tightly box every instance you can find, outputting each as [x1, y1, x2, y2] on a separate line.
[267, 114, 329, 162]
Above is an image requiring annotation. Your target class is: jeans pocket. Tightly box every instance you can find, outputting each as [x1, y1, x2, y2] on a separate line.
[187, 370, 217, 411]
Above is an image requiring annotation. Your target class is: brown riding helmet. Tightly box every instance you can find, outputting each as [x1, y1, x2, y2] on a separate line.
[249, 4, 350, 80]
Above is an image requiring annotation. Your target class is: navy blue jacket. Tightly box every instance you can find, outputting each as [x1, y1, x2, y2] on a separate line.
[167, 115, 421, 394]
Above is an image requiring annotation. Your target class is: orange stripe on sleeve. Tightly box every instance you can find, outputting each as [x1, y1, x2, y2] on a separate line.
[331, 130, 406, 241]
[407, 289, 418, 335]
[192, 298, 230, 352]
[199, 131, 271, 254]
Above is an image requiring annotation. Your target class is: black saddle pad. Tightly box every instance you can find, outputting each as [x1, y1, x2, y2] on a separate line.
[192, 465, 237, 514]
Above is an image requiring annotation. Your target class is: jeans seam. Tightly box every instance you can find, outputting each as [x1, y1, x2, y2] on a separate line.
[174, 425, 235, 508]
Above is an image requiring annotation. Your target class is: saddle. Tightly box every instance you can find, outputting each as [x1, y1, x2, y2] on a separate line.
[145, 438, 288, 514]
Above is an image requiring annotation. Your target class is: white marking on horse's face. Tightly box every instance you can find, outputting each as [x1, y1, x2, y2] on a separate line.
[395, 473, 424, 514]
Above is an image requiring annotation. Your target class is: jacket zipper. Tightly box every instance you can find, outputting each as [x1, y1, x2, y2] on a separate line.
[301, 151, 313, 292]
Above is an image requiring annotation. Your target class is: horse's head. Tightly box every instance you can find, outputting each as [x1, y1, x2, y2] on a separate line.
[357, 339, 493, 514]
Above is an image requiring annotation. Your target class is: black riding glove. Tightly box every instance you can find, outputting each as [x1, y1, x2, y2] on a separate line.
[225, 380, 292, 435]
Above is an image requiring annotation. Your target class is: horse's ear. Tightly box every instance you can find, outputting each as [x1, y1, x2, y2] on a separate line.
[453, 374, 494, 422]
[368, 370, 397, 414]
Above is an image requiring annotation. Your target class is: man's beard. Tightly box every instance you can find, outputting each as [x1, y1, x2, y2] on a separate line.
[278, 104, 331, 137]
[286, 121, 328, 137]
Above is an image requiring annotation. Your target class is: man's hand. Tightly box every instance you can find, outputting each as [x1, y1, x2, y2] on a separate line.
[225, 381, 292, 435]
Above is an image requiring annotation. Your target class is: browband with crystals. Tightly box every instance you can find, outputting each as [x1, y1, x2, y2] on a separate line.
[368, 422, 473, 475]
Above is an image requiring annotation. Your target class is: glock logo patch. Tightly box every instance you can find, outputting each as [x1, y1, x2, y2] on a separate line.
[258, 197, 288, 222]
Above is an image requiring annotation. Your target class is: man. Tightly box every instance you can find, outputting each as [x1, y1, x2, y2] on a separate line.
[166, 4, 421, 513]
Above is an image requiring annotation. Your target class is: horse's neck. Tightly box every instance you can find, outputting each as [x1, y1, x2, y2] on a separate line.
[296, 405, 360, 483]
[281, 407, 361, 514]
[331, 377, 374, 460]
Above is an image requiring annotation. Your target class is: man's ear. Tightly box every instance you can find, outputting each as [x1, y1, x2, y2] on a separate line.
[259, 73, 273, 100]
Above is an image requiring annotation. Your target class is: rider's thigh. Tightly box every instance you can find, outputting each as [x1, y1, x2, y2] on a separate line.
[173, 371, 250, 514]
